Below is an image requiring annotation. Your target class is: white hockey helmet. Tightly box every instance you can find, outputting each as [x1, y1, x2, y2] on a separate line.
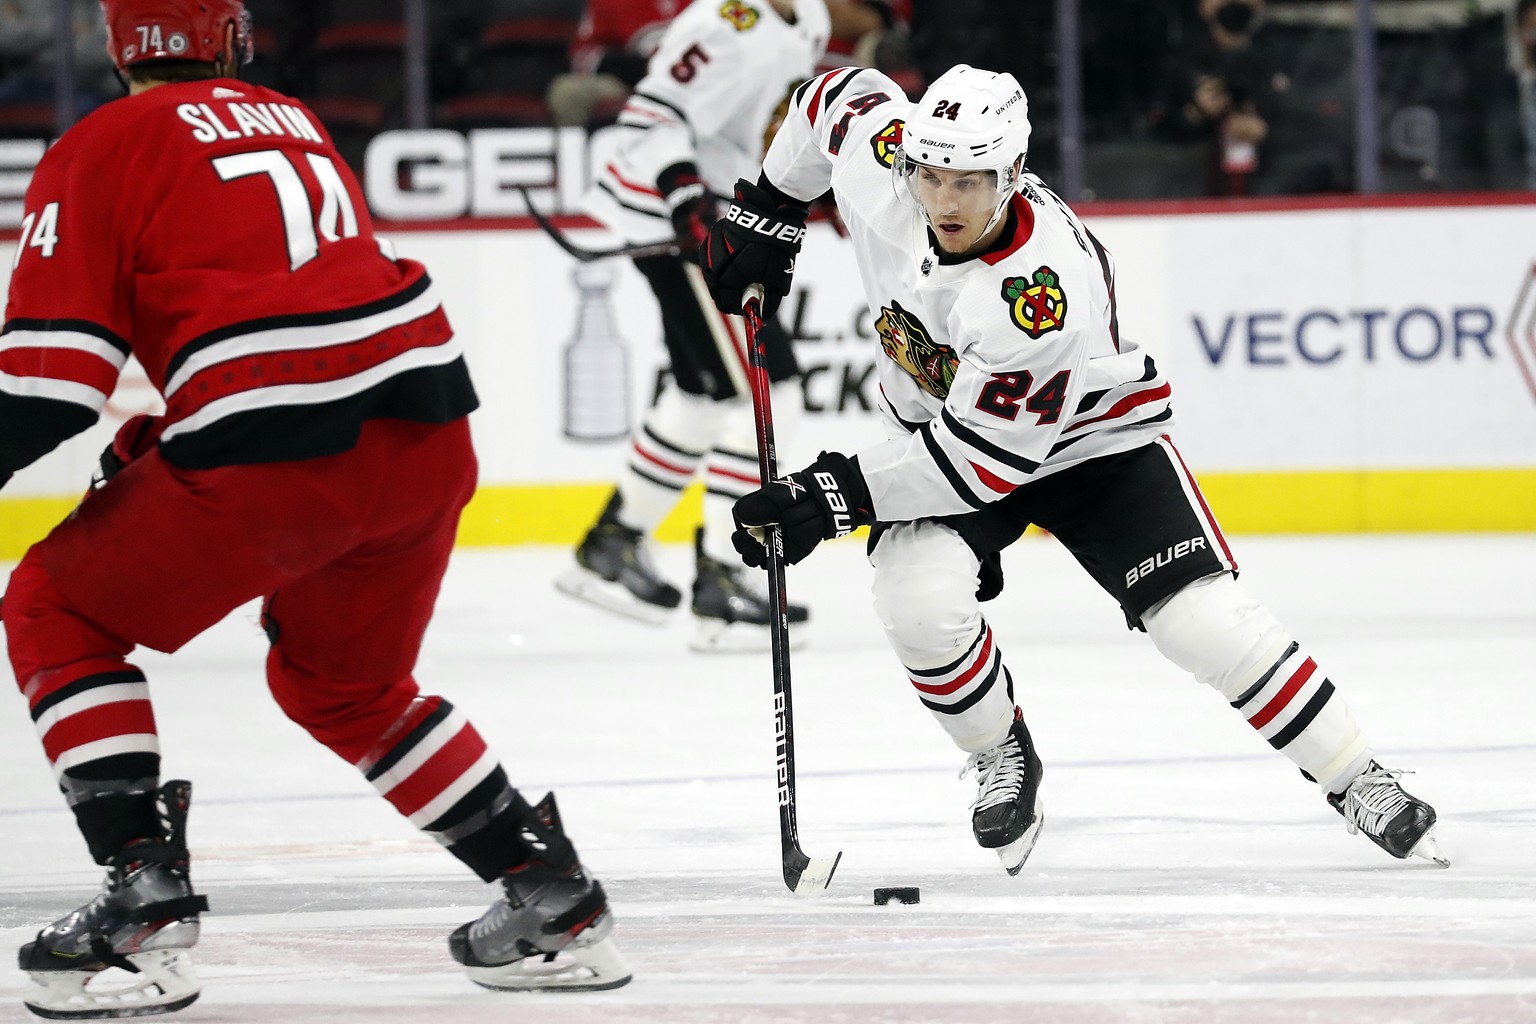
[893, 65, 1031, 216]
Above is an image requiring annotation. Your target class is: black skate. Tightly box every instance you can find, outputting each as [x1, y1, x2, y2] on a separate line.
[449, 793, 631, 992]
[961, 710, 1044, 876]
[555, 492, 681, 624]
[20, 781, 209, 1020]
[690, 529, 808, 653]
[1328, 761, 1449, 866]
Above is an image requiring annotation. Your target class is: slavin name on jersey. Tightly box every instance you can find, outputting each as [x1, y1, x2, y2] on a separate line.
[176, 101, 325, 145]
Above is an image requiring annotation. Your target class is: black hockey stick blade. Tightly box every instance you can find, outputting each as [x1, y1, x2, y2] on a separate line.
[516, 186, 680, 262]
[742, 285, 843, 897]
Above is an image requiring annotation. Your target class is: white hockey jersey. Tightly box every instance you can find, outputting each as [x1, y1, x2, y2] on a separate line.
[763, 66, 1175, 522]
[582, 0, 830, 245]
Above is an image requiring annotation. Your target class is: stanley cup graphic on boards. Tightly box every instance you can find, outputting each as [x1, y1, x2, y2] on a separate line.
[562, 262, 632, 441]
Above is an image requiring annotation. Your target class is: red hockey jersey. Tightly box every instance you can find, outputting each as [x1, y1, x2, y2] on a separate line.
[0, 79, 476, 479]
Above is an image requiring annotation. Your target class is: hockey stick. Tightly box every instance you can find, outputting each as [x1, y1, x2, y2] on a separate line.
[516, 186, 680, 262]
[741, 283, 843, 896]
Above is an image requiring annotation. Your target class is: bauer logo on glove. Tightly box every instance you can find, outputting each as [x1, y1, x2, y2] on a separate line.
[731, 452, 875, 566]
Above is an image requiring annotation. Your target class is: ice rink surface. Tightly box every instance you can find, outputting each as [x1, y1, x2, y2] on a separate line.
[1, 534, 1533, 1024]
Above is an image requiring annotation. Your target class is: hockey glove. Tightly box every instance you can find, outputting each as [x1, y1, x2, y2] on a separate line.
[703, 178, 807, 318]
[658, 161, 718, 263]
[82, 414, 161, 500]
[732, 451, 874, 567]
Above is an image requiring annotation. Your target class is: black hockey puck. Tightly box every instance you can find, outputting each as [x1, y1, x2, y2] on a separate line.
[873, 886, 920, 905]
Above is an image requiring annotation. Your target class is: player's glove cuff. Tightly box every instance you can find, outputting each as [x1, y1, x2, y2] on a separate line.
[703, 178, 807, 317]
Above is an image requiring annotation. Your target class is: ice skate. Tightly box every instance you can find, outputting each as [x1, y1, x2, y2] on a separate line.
[556, 493, 682, 624]
[20, 781, 209, 1020]
[690, 529, 808, 652]
[449, 793, 631, 992]
[961, 710, 1044, 876]
[1329, 761, 1449, 867]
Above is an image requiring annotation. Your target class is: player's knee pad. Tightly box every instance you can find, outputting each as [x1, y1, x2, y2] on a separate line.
[1142, 572, 1294, 700]
[265, 646, 420, 763]
[2, 560, 123, 689]
[644, 385, 727, 455]
[871, 523, 983, 667]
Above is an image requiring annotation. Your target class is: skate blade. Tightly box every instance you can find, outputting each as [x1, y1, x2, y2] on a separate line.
[23, 950, 200, 1020]
[555, 569, 675, 625]
[466, 935, 633, 993]
[996, 798, 1045, 878]
[1409, 828, 1451, 868]
[689, 617, 806, 654]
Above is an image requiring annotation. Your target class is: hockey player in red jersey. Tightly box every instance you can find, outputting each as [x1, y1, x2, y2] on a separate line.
[0, 1, 629, 1015]
[705, 64, 1449, 877]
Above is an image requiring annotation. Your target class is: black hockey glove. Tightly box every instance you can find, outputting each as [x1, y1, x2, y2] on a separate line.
[732, 451, 874, 567]
[658, 161, 718, 264]
[703, 178, 807, 318]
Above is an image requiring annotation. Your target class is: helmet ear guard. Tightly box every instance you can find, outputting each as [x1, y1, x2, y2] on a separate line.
[100, 0, 253, 72]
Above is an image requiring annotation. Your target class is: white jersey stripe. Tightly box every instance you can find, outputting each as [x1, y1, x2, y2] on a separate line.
[0, 370, 110, 409]
[0, 329, 131, 368]
[158, 334, 463, 442]
[51, 734, 160, 779]
[33, 681, 152, 737]
[369, 706, 470, 796]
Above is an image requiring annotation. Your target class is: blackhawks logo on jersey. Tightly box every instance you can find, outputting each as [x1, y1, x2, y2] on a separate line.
[720, 0, 759, 30]
[875, 300, 958, 398]
[1002, 266, 1068, 338]
[870, 118, 904, 167]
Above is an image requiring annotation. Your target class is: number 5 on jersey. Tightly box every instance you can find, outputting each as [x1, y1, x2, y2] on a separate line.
[212, 150, 358, 271]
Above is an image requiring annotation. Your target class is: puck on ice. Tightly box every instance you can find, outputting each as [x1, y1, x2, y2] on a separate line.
[873, 886, 920, 905]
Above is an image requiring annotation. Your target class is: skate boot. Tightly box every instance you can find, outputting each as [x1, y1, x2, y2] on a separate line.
[961, 709, 1044, 876]
[555, 492, 681, 624]
[1328, 761, 1449, 866]
[690, 529, 808, 652]
[449, 793, 631, 992]
[20, 781, 209, 1020]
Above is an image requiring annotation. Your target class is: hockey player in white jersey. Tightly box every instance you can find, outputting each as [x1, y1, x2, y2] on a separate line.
[557, 0, 831, 652]
[704, 63, 1448, 874]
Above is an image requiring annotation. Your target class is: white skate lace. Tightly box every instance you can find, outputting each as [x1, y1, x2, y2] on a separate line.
[1337, 766, 1413, 838]
[960, 739, 1026, 812]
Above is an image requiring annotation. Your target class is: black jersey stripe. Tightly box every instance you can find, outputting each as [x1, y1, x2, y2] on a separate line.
[821, 67, 860, 110]
[1, 317, 131, 355]
[909, 623, 989, 677]
[641, 423, 707, 458]
[1229, 642, 1302, 709]
[920, 658, 1001, 716]
[164, 273, 434, 383]
[942, 407, 1041, 475]
[1046, 407, 1172, 458]
[1268, 679, 1335, 749]
[365, 700, 455, 782]
[920, 422, 988, 510]
[30, 670, 147, 722]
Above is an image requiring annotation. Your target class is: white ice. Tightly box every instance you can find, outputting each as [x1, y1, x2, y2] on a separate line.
[2, 534, 1534, 1024]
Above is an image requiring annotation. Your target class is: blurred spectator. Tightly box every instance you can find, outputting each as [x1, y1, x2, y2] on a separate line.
[1519, 0, 1536, 188]
[547, 0, 688, 128]
[1151, 0, 1353, 196]
[821, 0, 917, 92]
[0, 0, 119, 115]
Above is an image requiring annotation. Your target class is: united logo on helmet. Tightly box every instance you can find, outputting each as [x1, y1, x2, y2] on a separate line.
[869, 119, 904, 168]
[1002, 267, 1068, 338]
[719, 0, 760, 31]
[101, 0, 254, 71]
[875, 300, 957, 398]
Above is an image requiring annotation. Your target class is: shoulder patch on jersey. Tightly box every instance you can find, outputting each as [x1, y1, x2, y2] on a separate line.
[1002, 266, 1068, 339]
[870, 118, 904, 167]
[719, 1, 760, 30]
[876, 299, 957, 398]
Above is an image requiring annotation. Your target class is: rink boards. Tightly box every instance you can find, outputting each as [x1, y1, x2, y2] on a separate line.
[2, 197, 1535, 556]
